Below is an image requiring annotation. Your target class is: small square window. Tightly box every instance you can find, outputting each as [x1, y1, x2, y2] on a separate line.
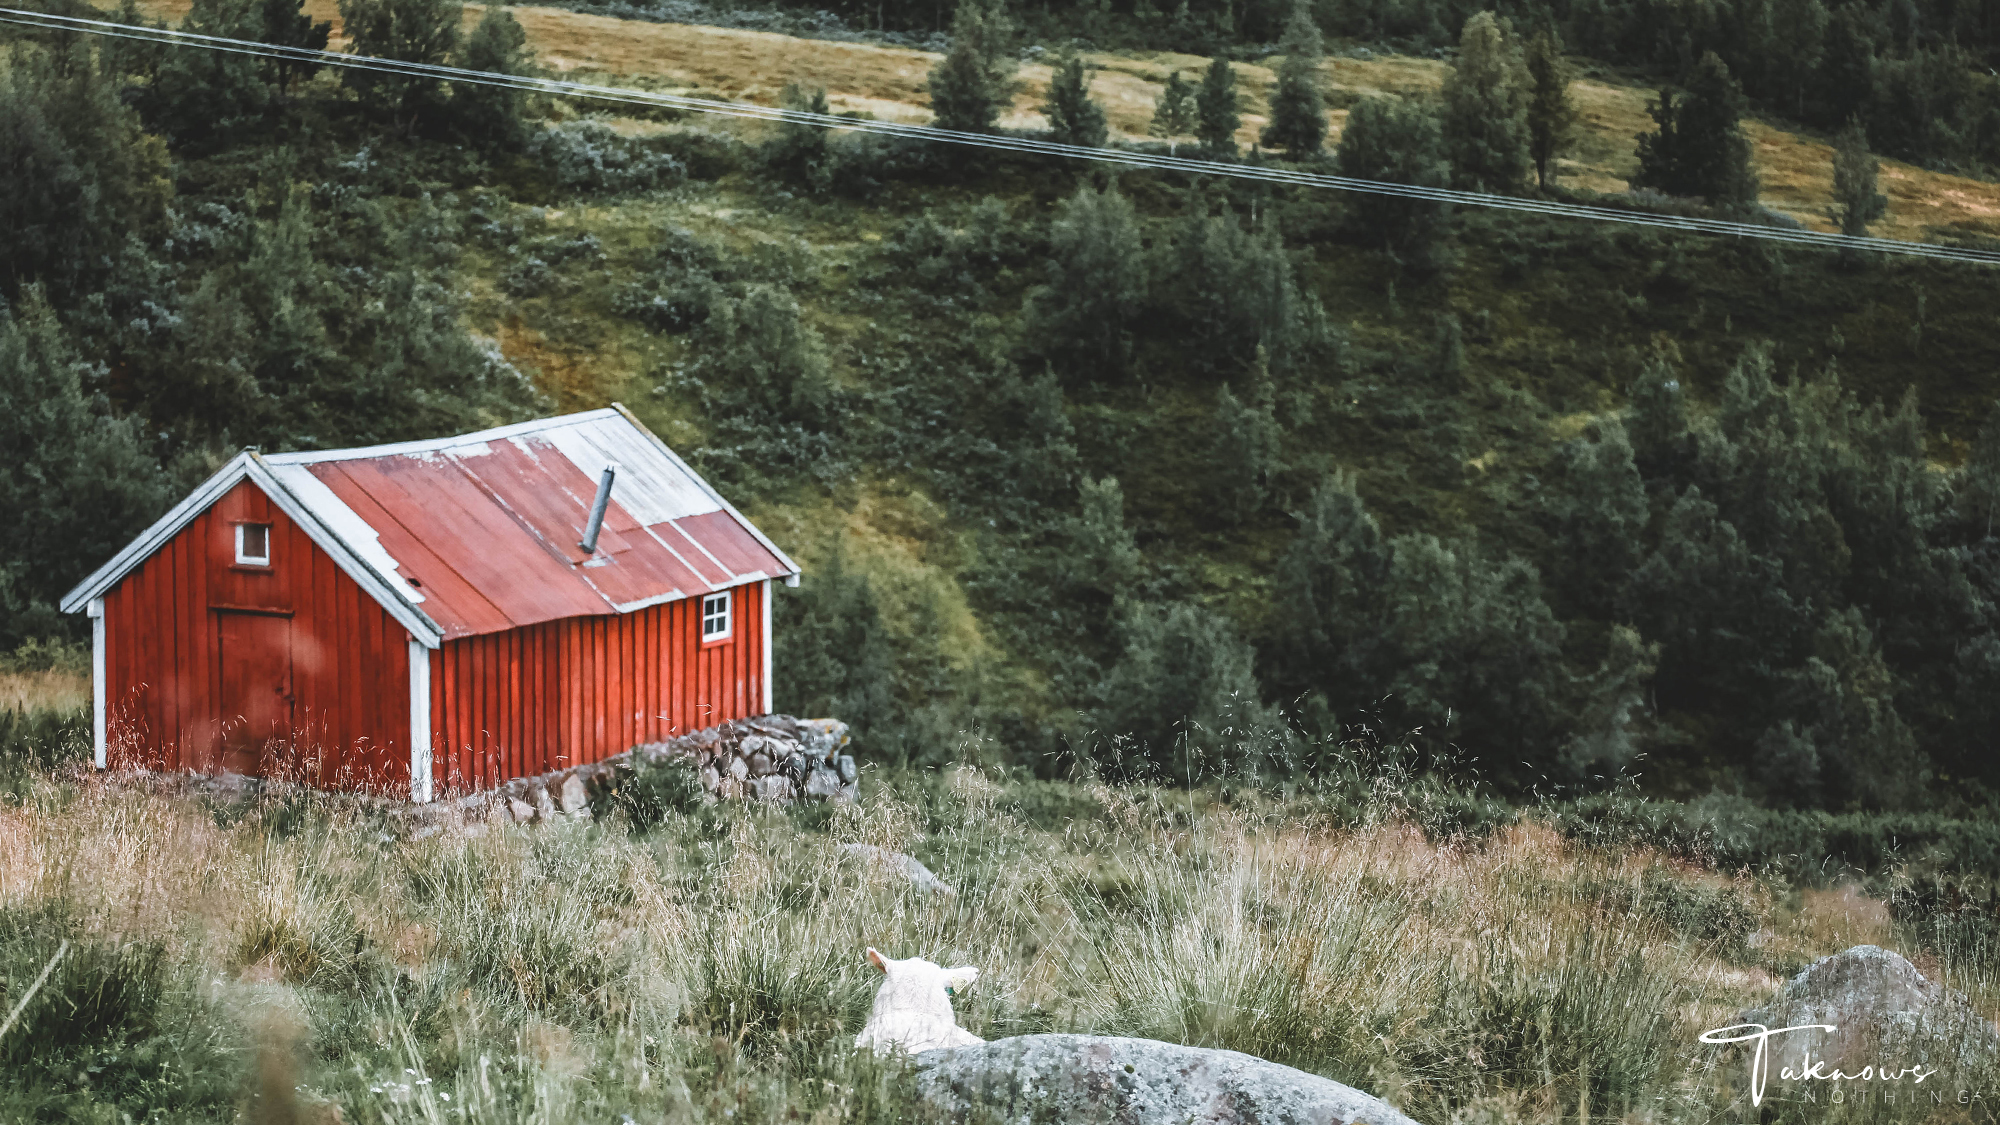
[701, 591, 731, 640]
[236, 523, 271, 566]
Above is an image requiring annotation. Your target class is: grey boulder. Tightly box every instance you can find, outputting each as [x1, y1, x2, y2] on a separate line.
[913, 1034, 1421, 1125]
[1741, 945, 1999, 1077]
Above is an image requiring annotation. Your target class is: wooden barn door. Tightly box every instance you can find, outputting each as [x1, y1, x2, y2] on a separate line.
[217, 611, 293, 776]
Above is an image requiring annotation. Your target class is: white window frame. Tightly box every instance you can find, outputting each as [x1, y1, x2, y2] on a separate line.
[235, 522, 272, 566]
[701, 590, 732, 641]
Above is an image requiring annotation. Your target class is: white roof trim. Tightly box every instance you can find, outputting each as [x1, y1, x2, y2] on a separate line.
[265, 463, 426, 605]
[611, 403, 803, 579]
[60, 453, 446, 648]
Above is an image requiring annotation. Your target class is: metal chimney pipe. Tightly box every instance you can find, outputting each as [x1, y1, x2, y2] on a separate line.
[578, 463, 618, 554]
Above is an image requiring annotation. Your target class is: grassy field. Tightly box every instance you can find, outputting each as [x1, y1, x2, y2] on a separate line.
[129, 0, 2000, 245]
[1, 715, 1993, 1124]
[0, 670, 88, 716]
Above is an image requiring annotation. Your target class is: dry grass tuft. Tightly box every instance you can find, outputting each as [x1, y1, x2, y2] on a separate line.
[0, 669, 89, 715]
[0, 760, 1981, 1122]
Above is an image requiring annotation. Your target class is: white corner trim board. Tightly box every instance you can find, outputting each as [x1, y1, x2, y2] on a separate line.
[89, 598, 106, 769]
[408, 638, 433, 803]
[761, 578, 773, 715]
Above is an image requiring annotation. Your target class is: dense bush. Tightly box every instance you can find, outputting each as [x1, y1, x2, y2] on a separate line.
[531, 119, 688, 194]
[1544, 791, 2000, 879]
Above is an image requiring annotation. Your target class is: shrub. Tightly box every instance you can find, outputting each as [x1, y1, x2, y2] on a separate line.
[529, 120, 687, 195]
[926, 0, 1016, 133]
[1543, 791, 2000, 880]
[603, 756, 707, 827]
[762, 82, 833, 188]
[1334, 95, 1452, 268]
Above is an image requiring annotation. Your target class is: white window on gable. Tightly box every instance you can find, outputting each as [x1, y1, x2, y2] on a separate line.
[702, 590, 732, 641]
[236, 523, 272, 566]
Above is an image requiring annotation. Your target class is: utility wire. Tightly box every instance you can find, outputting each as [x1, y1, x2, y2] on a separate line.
[6, 4, 2000, 265]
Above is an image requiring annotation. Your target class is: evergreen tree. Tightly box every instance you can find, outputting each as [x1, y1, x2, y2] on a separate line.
[1376, 534, 1568, 783]
[1334, 95, 1452, 267]
[239, 186, 341, 427]
[1769, 0, 1829, 119]
[1619, 485, 1805, 716]
[1524, 27, 1576, 189]
[258, 0, 331, 100]
[1965, 400, 2000, 538]
[452, 6, 533, 151]
[101, 0, 168, 85]
[1194, 56, 1240, 157]
[1442, 11, 1532, 193]
[0, 41, 170, 302]
[1780, 607, 1928, 809]
[1831, 115, 1886, 237]
[1274, 469, 1389, 689]
[689, 284, 834, 422]
[338, 0, 464, 134]
[1148, 69, 1197, 151]
[927, 0, 1016, 133]
[1625, 350, 1695, 483]
[1753, 719, 1822, 807]
[1043, 50, 1108, 147]
[774, 545, 898, 752]
[1869, 47, 1980, 168]
[1815, 3, 1875, 128]
[1546, 416, 1648, 618]
[146, 0, 269, 142]
[1169, 204, 1332, 378]
[1025, 184, 1148, 378]
[764, 82, 833, 188]
[1062, 475, 1143, 600]
[0, 292, 172, 647]
[1098, 599, 1283, 779]
[1260, 1, 1326, 159]
[1211, 347, 1283, 515]
[1633, 51, 1759, 207]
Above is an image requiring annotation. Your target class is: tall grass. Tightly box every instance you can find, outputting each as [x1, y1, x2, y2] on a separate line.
[0, 757, 1989, 1123]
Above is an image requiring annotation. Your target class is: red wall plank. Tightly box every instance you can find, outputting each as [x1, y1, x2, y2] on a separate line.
[101, 480, 411, 792]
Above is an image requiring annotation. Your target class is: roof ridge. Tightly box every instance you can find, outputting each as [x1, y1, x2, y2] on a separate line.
[261, 408, 623, 465]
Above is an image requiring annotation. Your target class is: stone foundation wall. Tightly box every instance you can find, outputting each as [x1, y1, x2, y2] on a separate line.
[452, 714, 857, 827]
[103, 715, 856, 835]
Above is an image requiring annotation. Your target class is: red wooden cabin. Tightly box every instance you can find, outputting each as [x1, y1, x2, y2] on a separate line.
[60, 406, 800, 801]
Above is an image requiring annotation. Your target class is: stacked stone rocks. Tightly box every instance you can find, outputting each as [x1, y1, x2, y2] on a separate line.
[642, 715, 859, 804]
[471, 714, 857, 826]
[111, 715, 855, 834]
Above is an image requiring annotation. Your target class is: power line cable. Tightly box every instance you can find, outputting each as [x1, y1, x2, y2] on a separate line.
[6, 4, 2000, 265]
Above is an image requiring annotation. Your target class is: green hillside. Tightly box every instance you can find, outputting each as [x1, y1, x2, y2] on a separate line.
[5, 0, 2000, 817]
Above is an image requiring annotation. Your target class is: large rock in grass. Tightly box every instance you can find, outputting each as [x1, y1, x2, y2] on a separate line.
[1741, 945, 2000, 1081]
[914, 1034, 1421, 1125]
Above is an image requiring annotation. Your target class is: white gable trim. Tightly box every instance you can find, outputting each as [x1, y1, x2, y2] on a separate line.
[610, 403, 803, 580]
[59, 453, 446, 648]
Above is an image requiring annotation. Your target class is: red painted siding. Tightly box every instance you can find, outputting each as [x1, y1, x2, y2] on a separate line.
[101, 481, 767, 796]
[101, 480, 412, 789]
[428, 580, 765, 793]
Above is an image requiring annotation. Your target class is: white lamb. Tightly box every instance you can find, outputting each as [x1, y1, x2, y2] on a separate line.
[853, 947, 984, 1055]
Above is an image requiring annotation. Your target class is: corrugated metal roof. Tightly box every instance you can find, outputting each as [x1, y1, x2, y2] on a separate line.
[259, 407, 797, 640]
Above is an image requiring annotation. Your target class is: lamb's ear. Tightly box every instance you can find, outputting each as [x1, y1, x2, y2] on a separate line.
[945, 966, 979, 990]
[866, 947, 888, 973]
